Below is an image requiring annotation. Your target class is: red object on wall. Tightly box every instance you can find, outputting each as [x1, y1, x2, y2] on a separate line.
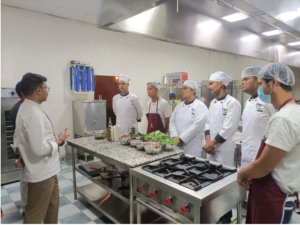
[94, 75, 120, 126]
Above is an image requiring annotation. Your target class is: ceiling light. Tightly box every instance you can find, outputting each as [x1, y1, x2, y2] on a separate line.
[241, 35, 259, 41]
[276, 7, 300, 22]
[197, 20, 221, 29]
[287, 41, 300, 46]
[222, 13, 248, 22]
[262, 30, 283, 36]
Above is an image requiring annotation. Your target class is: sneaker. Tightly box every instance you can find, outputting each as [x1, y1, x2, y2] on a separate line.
[217, 217, 231, 224]
[242, 210, 247, 218]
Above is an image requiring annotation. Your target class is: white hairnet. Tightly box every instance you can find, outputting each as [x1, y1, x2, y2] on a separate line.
[209, 71, 233, 87]
[183, 80, 198, 92]
[147, 81, 160, 90]
[257, 62, 295, 86]
[241, 67, 262, 78]
[119, 74, 131, 83]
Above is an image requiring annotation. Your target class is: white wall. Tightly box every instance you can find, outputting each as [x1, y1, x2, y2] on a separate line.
[2, 6, 272, 155]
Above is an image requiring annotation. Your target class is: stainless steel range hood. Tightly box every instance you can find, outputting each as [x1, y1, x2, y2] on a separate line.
[97, 0, 300, 67]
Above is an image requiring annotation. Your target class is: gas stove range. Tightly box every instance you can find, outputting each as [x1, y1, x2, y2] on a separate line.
[142, 154, 237, 191]
[130, 154, 245, 223]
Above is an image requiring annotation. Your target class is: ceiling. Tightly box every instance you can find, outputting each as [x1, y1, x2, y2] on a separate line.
[1, 0, 98, 25]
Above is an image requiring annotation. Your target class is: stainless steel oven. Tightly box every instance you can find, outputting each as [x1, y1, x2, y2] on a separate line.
[1, 88, 21, 184]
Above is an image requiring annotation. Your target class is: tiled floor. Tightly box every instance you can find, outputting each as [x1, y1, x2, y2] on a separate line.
[1, 159, 300, 224]
[1, 159, 113, 224]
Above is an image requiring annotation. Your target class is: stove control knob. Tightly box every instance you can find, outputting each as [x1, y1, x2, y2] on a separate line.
[180, 204, 189, 213]
[164, 196, 173, 205]
[137, 185, 143, 192]
[150, 189, 158, 198]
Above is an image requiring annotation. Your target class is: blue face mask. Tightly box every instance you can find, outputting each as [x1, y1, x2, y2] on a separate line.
[257, 81, 273, 104]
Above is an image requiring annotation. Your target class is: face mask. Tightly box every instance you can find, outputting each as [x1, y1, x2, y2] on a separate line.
[257, 81, 273, 104]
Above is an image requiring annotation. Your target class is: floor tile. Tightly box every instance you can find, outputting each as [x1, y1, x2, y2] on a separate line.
[62, 171, 82, 180]
[58, 203, 80, 220]
[2, 202, 18, 214]
[62, 164, 70, 169]
[59, 185, 74, 196]
[1, 195, 13, 205]
[13, 220, 23, 224]
[77, 180, 93, 187]
[94, 217, 113, 224]
[60, 167, 73, 175]
[93, 218, 105, 224]
[64, 193, 77, 203]
[87, 221, 96, 224]
[57, 174, 67, 181]
[69, 175, 89, 183]
[3, 182, 20, 189]
[59, 196, 71, 207]
[60, 212, 92, 224]
[1, 189, 8, 197]
[5, 186, 20, 195]
[0, 210, 23, 224]
[59, 193, 63, 197]
[10, 192, 21, 202]
[58, 179, 73, 189]
[82, 208, 103, 220]
[13, 200, 22, 210]
[73, 199, 93, 211]
[1, 185, 4, 189]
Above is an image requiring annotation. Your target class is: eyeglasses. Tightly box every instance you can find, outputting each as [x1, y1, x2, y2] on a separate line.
[39, 86, 50, 92]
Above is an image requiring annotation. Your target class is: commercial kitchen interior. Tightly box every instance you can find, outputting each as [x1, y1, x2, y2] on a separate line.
[1, 0, 300, 224]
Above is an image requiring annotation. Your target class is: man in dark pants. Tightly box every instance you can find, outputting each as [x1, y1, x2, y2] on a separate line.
[10, 81, 24, 130]
[10, 81, 27, 215]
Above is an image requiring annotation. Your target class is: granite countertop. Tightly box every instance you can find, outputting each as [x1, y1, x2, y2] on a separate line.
[67, 136, 183, 168]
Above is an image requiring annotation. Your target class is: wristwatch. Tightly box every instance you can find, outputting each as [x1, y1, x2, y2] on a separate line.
[58, 139, 65, 146]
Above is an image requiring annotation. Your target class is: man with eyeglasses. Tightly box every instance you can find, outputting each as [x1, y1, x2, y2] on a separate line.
[15, 73, 69, 224]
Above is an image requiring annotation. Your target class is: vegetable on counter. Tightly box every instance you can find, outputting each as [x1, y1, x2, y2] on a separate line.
[133, 132, 145, 137]
[160, 138, 179, 144]
[145, 131, 169, 141]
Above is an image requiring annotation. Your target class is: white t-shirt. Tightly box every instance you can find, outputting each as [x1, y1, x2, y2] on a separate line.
[146, 97, 172, 127]
[265, 104, 300, 196]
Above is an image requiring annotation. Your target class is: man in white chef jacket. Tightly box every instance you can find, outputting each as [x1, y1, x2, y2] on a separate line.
[113, 74, 143, 136]
[241, 67, 275, 169]
[170, 80, 208, 157]
[203, 71, 241, 224]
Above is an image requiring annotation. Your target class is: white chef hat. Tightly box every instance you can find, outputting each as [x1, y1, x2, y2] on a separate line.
[257, 62, 295, 86]
[183, 80, 198, 92]
[209, 71, 233, 87]
[147, 81, 160, 90]
[241, 67, 262, 78]
[119, 74, 131, 83]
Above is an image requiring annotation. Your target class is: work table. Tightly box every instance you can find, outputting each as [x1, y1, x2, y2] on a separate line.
[67, 136, 183, 169]
[67, 136, 183, 224]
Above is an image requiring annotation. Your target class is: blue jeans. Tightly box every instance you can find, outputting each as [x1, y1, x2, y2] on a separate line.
[283, 201, 295, 224]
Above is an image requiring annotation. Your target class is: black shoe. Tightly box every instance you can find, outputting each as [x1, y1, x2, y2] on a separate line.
[22, 212, 25, 217]
[217, 217, 231, 224]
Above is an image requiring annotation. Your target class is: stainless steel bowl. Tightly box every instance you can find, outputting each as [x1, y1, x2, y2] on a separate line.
[163, 143, 177, 151]
[134, 136, 144, 140]
[119, 138, 131, 145]
[144, 142, 162, 154]
[129, 140, 143, 147]
[94, 130, 106, 139]
[136, 142, 145, 150]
